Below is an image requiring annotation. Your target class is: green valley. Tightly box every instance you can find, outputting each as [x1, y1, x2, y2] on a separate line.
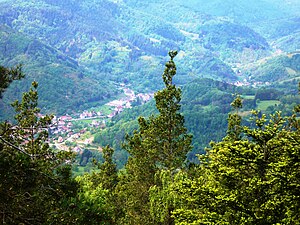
[0, 0, 299, 168]
[1, 1, 300, 223]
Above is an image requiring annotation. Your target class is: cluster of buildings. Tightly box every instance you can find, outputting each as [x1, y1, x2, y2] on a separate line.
[106, 86, 154, 118]
[50, 115, 73, 136]
[233, 80, 270, 87]
[49, 84, 154, 150]
[79, 111, 103, 119]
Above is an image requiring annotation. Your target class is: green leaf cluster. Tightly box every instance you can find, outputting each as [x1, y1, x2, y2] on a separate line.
[154, 94, 300, 224]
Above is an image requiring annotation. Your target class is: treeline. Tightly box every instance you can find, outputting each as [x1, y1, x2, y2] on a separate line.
[1, 52, 300, 224]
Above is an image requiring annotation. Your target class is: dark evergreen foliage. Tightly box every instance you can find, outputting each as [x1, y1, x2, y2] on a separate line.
[0, 80, 77, 224]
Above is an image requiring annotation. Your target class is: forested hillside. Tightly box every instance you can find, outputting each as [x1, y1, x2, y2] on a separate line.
[1, 0, 299, 119]
[0, 25, 117, 118]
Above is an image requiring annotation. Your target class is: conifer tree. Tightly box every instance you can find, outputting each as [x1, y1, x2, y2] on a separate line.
[226, 94, 243, 141]
[0, 65, 24, 98]
[153, 50, 193, 169]
[91, 145, 118, 190]
[117, 51, 192, 224]
[100, 145, 118, 188]
[0, 81, 76, 224]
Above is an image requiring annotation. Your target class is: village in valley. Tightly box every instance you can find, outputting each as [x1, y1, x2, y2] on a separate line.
[49, 83, 154, 153]
[48, 76, 272, 154]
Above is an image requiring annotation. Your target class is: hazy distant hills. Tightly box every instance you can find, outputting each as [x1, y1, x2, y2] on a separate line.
[0, 0, 299, 118]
